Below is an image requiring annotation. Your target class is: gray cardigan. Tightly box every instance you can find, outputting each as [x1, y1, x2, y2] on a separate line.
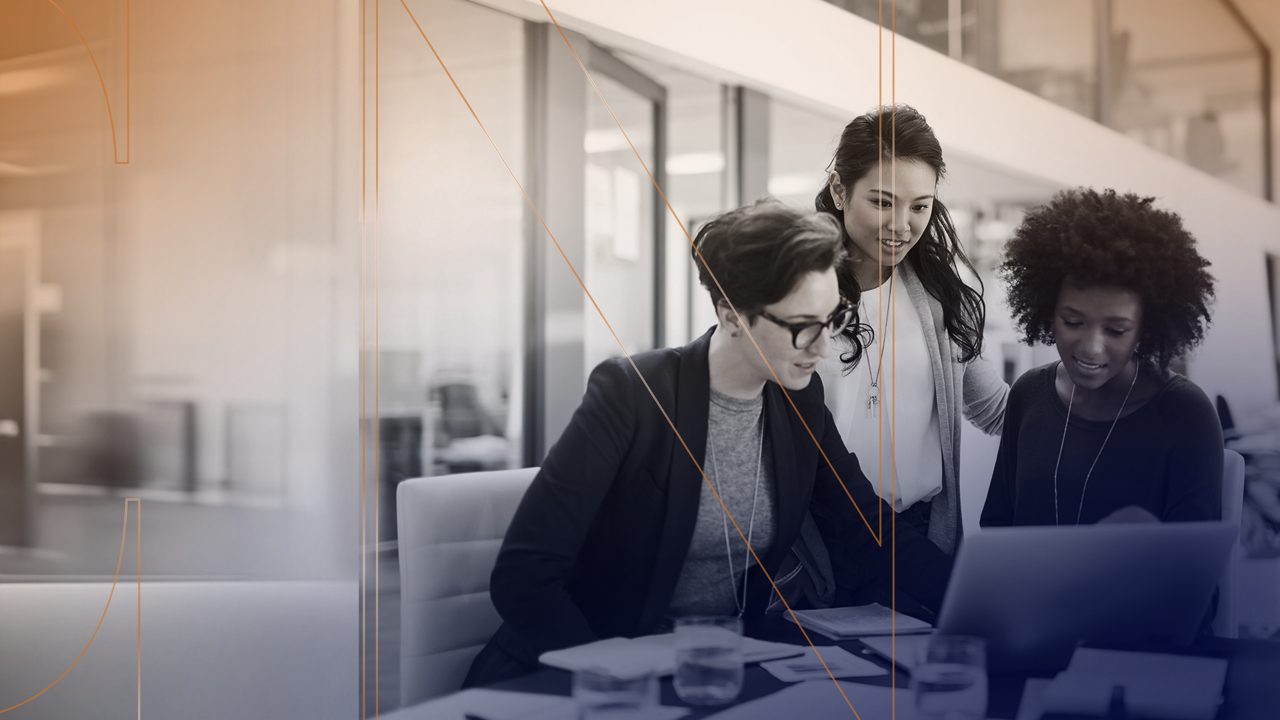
[821, 263, 1008, 554]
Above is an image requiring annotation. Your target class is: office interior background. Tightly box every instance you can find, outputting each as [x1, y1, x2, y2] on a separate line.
[2, 0, 1279, 714]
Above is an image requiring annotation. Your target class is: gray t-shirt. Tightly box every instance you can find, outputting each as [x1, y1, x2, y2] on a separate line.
[666, 388, 777, 617]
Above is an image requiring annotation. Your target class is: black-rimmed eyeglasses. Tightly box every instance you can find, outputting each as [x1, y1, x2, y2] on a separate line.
[757, 301, 856, 350]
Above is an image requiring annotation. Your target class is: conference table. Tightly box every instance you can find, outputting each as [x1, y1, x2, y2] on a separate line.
[470, 618, 1280, 719]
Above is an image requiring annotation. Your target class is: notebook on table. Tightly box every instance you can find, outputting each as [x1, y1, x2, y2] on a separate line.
[790, 603, 933, 639]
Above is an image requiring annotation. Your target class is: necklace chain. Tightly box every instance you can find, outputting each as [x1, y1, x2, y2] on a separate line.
[707, 411, 765, 617]
[862, 272, 896, 411]
[1052, 361, 1141, 525]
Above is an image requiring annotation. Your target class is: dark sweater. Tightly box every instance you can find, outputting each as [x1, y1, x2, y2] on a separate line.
[981, 363, 1223, 527]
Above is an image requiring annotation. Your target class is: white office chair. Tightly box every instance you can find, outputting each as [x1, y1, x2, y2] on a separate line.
[397, 467, 538, 707]
[1214, 449, 1246, 638]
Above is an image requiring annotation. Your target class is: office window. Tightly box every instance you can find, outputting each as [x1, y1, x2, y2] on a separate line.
[380, 1, 526, 481]
[768, 99, 844, 210]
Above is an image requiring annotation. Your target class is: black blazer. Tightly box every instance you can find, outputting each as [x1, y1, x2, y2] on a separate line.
[464, 328, 952, 686]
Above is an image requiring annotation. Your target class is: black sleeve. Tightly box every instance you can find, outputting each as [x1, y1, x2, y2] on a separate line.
[808, 406, 953, 614]
[1161, 381, 1224, 522]
[488, 358, 636, 655]
[981, 370, 1030, 528]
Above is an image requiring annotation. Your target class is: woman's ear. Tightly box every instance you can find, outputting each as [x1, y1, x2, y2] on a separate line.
[716, 300, 744, 338]
[828, 172, 846, 211]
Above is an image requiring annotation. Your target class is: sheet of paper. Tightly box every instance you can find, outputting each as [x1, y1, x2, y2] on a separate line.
[384, 689, 572, 720]
[760, 645, 887, 682]
[1043, 648, 1227, 720]
[859, 634, 931, 672]
[703, 680, 918, 720]
[388, 689, 690, 720]
[540, 633, 804, 676]
[792, 604, 932, 639]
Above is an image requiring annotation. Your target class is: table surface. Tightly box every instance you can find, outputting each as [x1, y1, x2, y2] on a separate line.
[482, 619, 1280, 720]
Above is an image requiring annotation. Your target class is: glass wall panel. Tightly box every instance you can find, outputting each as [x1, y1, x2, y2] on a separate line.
[768, 99, 844, 209]
[582, 73, 656, 371]
[617, 53, 730, 345]
[0, 0, 358, 578]
[380, 2, 525, 484]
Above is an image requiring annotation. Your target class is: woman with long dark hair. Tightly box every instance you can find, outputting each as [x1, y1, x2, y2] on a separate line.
[816, 105, 1008, 555]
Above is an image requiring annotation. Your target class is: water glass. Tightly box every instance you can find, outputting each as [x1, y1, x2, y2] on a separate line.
[912, 635, 988, 720]
[572, 666, 658, 720]
[673, 615, 744, 706]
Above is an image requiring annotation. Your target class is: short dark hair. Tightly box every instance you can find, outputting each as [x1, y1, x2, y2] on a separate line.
[693, 199, 845, 316]
[1000, 188, 1215, 369]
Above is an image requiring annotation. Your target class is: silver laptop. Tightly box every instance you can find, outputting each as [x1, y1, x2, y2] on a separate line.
[937, 522, 1235, 674]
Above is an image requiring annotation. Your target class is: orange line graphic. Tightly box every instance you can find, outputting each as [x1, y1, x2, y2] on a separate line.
[359, 0, 369, 714]
[373, 0, 383, 715]
[0, 498, 143, 717]
[39, 0, 131, 164]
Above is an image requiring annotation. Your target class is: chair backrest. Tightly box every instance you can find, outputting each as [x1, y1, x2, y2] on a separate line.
[1214, 449, 1246, 637]
[397, 467, 537, 707]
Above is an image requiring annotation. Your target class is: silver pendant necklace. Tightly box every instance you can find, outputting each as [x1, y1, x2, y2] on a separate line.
[862, 272, 896, 418]
[707, 414, 765, 617]
[1052, 360, 1140, 526]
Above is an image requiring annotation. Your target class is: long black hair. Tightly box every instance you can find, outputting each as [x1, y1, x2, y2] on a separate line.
[816, 105, 986, 366]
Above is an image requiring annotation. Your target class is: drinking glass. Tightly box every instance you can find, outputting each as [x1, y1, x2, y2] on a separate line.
[912, 634, 988, 720]
[572, 666, 658, 720]
[673, 615, 744, 705]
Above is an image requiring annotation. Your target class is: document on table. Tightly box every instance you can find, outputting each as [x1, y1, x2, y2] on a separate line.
[387, 689, 689, 720]
[539, 633, 804, 676]
[703, 680, 918, 720]
[759, 645, 887, 682]
[1041, 648, 1227, 720]
[859, 634, 931, 673]
[790, 604, 932, 639]
[384, 689, 570, 720]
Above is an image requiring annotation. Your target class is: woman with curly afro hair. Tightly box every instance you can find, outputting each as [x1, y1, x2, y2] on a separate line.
[981, 188, 1222, 528]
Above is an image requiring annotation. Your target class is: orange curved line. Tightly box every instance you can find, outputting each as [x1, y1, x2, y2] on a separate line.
[0, 499, 139, 716]
[39, 0, 130, 164]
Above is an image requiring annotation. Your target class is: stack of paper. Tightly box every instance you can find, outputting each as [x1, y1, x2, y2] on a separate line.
[539, 633, 804, 676]
[790, 604, 932, 639]
[1042, 648, 1227, 720]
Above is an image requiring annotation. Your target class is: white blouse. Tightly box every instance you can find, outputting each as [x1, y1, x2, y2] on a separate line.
[818, 277, 944, 511]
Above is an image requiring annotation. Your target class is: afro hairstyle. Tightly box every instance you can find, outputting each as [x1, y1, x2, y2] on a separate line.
[999, 188, 1214, 369]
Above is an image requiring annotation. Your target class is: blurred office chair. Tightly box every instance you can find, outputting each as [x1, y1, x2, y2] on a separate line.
[397, 466, 537, 707]
[1215, 449, 1246, 637]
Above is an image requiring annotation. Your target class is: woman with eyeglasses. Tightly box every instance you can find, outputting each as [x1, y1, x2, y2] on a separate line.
[816, 105, 1008, 556]
[981, 189, 1221, 528]
[464, 199, 953, 686]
